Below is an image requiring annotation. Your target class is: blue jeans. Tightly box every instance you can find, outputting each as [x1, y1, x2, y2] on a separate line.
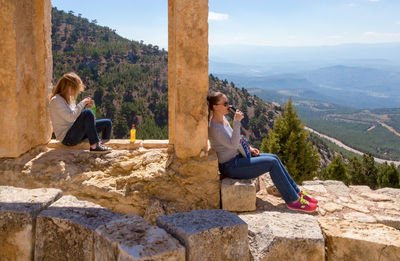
[62, 109, 112, 146]
[219, 153, 300, 204]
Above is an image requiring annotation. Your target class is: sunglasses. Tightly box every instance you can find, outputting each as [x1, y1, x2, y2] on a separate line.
[217, 101, 229, 107]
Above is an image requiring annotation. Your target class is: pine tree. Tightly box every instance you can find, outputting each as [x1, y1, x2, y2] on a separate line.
[113, 114, 129, 139]
[362, 153, 378, 189]
[377, 162, 400, 188]
[326, 156, 348, 183]
[346, 156, 364, 185]
[260, 98, 320, 183]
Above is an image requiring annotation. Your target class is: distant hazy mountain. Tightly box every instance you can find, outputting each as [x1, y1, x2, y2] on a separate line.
[217, 65, 400, 109]
[210, 42, 400, 70]
[304, 65, 400, 93]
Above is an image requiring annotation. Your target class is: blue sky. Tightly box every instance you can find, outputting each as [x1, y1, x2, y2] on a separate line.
[52, 0, 400, 48]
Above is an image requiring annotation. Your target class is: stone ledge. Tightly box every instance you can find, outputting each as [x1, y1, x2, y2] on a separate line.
[156, 209, 250, 261]
[96, 215, 185, 260]
[221, 178, 257, 212]
[35, 195, 124, 261]
[0, 186, 62, 261]
[0, 187, 186, 261]
[240, 211, 325, 261]
[319, 217, 400, 260]
[47, 139, 169, 150]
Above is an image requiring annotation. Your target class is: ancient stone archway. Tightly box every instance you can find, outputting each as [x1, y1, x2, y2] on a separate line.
[0, 0, 210, 160]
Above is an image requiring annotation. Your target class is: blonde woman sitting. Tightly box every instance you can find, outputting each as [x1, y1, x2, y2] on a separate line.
[49, 72, 112, 153]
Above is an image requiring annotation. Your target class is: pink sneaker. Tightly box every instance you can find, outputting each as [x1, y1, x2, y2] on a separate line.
[287, 195, 317, 213]
[299, 191, 318, 204]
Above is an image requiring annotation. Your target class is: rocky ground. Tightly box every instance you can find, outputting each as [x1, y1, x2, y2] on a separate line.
[1, 143, 400, 260]
[258, 175, 400, 230]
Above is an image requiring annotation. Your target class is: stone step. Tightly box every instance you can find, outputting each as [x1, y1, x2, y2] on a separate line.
[35, 195, 185, 261]
[47, 139, 169, 150]
[0, 186, 62, 261]
[96, 215, 185, 261]
[221, 178, 257, 212]
[156, 209, 250, 261]
[0, 186, 185, 261]
[319, 217, 400, 260]
[240, 211, 325, 261]
[35, 195, 124, 260]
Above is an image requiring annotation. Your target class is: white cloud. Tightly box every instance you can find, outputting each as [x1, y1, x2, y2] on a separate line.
[326, 35, 344, 39]
[209, 11, 229, 21]
[364, 31, 400, 37]
[368, 0, 380, 2]
[364, 31, 379, 36]
[397, 21, 400, 25]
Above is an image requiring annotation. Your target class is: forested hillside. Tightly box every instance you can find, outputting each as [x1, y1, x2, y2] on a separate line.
[209, 75, 281, 147]
[51, 8, 278, 145]
[52, 8, 168, 139]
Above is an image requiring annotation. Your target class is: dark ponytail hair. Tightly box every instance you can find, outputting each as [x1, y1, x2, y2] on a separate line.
[206, 91, 224, 121]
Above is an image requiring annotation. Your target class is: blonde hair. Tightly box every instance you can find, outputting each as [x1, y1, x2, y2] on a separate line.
[51, 72, 85, 104]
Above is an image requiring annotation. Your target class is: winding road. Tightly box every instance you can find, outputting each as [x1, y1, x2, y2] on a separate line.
[305, 126, 400, 167]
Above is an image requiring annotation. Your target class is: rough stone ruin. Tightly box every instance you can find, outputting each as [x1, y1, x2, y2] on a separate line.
[2, 143, 400, 260]
[1, 0, 400, 260]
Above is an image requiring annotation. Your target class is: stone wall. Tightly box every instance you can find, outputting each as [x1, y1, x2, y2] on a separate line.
[0, 142, 220, 216]
[0, 186, 185, 261]
[2, 185, 400, 261]
[0, 0, 53, 158]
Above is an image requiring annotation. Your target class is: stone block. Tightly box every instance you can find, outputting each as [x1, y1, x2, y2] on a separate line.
[221, 178, 256, 212]
[35, 195, 123, 261]
[240, 211, 324, 261]
[319, 217, 400, 261]
[157, 209, 250, 261]
[95, 214, 185, 261]
[0, 186, 62, 261]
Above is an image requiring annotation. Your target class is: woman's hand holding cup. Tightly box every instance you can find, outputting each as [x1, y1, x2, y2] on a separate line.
[234, 110, 244, 122]
[88, 99, 95, 108]
[84, 97, 94, 108]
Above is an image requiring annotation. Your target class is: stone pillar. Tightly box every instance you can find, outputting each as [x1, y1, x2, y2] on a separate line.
[0, 0, 53, 158]
[168, 0, 209, 159]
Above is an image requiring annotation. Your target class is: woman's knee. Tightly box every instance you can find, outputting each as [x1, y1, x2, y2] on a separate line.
[270, 157, 280, 167]
[81, 109, 95, 120]
[106, 119, 112, 128]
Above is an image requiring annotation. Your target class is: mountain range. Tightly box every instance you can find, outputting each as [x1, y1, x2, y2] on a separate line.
[210, 42, 400, 73]
[217, 65, 400, 109]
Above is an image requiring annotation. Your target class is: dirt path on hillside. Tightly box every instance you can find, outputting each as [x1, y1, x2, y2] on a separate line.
[377, 121, 400, 137]
[305, 126, 400, 167]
